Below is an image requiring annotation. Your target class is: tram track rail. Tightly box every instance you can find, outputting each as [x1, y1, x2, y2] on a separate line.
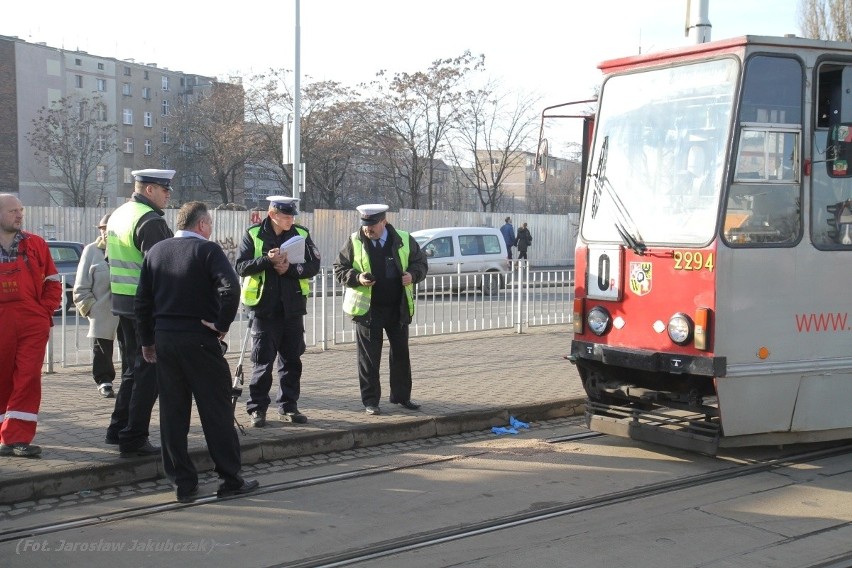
[275, 441, 852, 568]
[3, 434, 850, 567]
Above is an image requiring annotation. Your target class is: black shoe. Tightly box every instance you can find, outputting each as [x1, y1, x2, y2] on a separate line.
[98, 384, 114, 398]
[365, 405, 381, 415]
[176, 485, 199, 504]
[279, 410, 308, 424]
[393, 399, 421, 410]
[217, 479, 260, 498]
[0, 443, 42, 458]
[250, 411, 266, 428]
[119, 440, 160, 458]
[104, 433, 120, 445]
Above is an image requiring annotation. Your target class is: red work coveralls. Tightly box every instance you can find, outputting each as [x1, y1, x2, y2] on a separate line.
[0, 232, 62, 445]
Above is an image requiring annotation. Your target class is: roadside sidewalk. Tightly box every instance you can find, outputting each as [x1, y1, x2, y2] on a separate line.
[0, 326, 584, 505]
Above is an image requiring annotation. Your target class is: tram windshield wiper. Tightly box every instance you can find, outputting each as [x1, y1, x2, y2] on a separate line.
[588, 135, 647, 255]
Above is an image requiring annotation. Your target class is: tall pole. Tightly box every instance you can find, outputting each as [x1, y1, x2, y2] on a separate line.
[293, 0, 301, 199]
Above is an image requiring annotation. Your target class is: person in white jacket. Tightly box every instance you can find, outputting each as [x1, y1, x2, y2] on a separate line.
[73, 214, 123, 398]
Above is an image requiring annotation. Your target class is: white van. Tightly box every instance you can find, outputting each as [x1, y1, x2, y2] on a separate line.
[411, 227, 508, 295]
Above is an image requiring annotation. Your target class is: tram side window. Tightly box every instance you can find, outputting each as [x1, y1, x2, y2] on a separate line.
[724, 55, 802, 246]
[813, 64, 852, 248]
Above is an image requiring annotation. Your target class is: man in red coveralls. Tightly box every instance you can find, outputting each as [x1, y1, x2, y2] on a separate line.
[0, 194, 62, 457]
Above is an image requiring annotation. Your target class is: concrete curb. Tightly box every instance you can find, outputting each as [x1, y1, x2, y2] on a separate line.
[0, 399, 585, 504]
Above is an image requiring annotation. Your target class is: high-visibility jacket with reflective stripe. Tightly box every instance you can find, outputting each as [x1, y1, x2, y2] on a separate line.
[342, 231, 413, 317]
[107, 202, 151, 297]
[240, 225, 310, 306]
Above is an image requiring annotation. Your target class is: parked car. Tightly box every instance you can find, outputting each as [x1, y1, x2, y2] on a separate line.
[47, 240, 85, 313]
[411, 227, 508, 295]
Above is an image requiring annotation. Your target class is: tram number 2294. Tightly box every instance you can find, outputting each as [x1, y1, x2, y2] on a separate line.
[587, 246, 623, 301]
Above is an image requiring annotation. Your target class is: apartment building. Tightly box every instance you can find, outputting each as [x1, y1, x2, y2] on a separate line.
[0, 34, 218, 206]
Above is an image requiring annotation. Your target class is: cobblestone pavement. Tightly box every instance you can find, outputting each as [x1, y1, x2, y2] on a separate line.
[0, 326, 585, 505]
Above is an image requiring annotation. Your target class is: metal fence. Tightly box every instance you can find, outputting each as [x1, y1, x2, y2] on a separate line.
[46, 264, 574, 370]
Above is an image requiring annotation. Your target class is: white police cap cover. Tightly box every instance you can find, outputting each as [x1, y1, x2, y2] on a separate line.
[131, 169, 176, 189]
[356, 204, 389, 225]
[267, 195, 300, 215]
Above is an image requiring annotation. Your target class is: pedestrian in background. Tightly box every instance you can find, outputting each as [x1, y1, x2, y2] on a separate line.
[500, 216, 516, 260]
[0, 193, 62, 457]
[105, 168, 174, 458]
[235, 196, 320, 428]
[136, 201, 259, 503]
[73, 213, 125, 398]
[333, 204, 428, 415]
[516, 222, 532, 260]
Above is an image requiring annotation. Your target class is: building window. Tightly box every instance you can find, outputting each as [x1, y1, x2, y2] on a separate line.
[162, 128, 169, 144]
[123, 66, 131, 76]
[78, 102, 86, 119]
[97, 62, 104, 70]
[96, 78, 106, 92]
[162, 76, 170, 91]
[124, 168, 133, 184]
[162, 99, 169, 116]
[75, 58, 82, 66]
[97, 107, 107, 121]
[96, 135, 106, 151]
[122, 82, 131, 96]
[122, 108, 133, 125]
[144, 139, 152, 155]
[144, 70, 149, 80]
[142, 86, 151, 99]
[96, 165, 106, 182]
[74, 75, 82, 88]
[124, 137, 134, 153]
[144, 111, 152, 127]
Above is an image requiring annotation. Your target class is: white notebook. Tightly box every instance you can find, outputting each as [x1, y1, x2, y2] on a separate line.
[279, 235, 306, 264]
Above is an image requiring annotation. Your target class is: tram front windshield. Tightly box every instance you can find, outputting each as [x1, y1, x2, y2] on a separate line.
[582, 58, 738, 246]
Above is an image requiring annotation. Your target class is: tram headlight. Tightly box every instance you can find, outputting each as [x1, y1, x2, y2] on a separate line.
[667, 313, 694, 345]
[587, 306, 611, 336]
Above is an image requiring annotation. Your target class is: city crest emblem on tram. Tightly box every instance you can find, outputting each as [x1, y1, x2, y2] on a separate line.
[629, 262, 652, 296]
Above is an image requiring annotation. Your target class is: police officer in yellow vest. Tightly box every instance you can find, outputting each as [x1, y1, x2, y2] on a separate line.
[333, 204, 428, 415]
[236, 196, 320, 427]
[105, 168, 174, 457]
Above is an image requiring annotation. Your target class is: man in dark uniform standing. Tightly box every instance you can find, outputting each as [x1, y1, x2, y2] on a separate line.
[105, 168, 174, 457]
[333, 204, 428, 415]
[136, 201, 259, 503]
[235, 196, 320, 428]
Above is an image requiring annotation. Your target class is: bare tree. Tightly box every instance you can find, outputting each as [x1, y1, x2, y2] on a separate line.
[165, 81, 259, 205]
[26, 96, 117, 206]
[245, 71, 371, 210]
[800, 0, 852, 40]
[364, 51, 485, 209]
[447, 83, 539, 212]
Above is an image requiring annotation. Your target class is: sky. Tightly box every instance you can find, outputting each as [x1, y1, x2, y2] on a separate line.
[3, 0, 802, 151]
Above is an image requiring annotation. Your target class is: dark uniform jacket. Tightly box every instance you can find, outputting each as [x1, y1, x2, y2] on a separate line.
[235, 217, 321, 319]
[333, 223, 428, 326]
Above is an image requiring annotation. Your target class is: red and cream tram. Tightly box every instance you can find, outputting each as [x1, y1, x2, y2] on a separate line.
[550, 35, 852, 454]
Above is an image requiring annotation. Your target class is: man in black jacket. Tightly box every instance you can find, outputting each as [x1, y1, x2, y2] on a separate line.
[136, 201, 258, 503]
[235, 196, 320, 427]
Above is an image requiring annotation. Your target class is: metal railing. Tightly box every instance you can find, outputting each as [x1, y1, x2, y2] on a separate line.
[45, 265, 573, 369]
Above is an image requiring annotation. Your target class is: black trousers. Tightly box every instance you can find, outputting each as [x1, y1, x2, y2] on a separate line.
[156, 330, 243, 492]
[247, 315, 305, 414]
[91, 325, 128, 386]
[355, 305, 412, 407]
[107, 315, 159, 451]
[92, 337, 115, 386]
[518, 248, 528, 260]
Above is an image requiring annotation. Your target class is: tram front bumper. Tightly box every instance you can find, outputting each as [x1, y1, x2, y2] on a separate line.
[570, 340, 726, 377]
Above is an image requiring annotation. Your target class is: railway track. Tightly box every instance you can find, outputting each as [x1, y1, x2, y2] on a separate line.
[3, 430, 850, 567]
